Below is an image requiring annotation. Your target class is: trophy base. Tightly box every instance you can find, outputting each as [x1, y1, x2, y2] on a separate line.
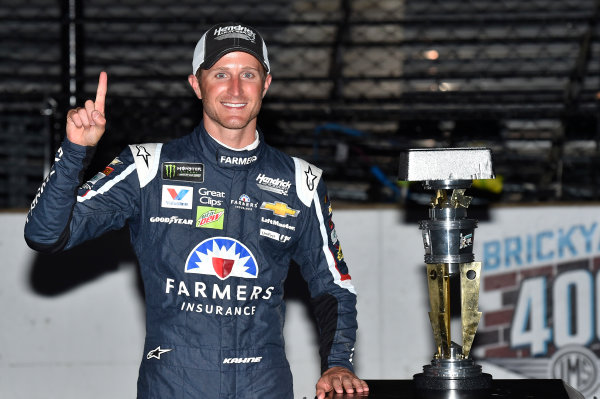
[414, 356, 492, 391]
[414, 372, 493, 391]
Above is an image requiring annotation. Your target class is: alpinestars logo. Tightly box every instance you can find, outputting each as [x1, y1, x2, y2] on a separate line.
[136, 145, 151, 167]
[185, 237, 259, 280]
[146, 346, 172, 360]
[304, 166, 317, 190]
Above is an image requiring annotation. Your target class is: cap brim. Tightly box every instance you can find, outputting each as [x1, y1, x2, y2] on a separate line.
[200, 48, 270, 74]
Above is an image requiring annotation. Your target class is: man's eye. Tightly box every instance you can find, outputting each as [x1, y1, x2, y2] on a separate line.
[215, 73, 227, 79]
[242, 72, 255, 79]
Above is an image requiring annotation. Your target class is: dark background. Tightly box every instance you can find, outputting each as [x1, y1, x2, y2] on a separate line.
[3, 0, 600, 208]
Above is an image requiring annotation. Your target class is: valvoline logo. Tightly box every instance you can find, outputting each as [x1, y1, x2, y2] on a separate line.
[168, 188, 189, 200]
[185, 237, 259, 280]
[161, 185, 193, 209]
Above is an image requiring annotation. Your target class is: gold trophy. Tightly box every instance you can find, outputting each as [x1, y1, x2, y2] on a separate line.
[399, 148, 494, 392]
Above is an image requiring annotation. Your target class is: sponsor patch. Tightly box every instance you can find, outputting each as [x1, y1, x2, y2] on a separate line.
[256, 173, 291, 195]
[109, 157, 122, 166]
[161, 185, 193, 209]
[261, 201, 299, 218]
[198, 187, 225, 206]
[150, 216, 194, 225]
[81, 165, 115, 191]
[231, 194, 259, 211]
[81, 171, 106, 190]
[185, 237, 258, 280]
[331, 228, 339, 244]
[219, 155, 258, 166]
[260, 217, 296, 231]
[260, 228, 291, 243]
[162, 162, 204, 183]
[195, 206, 225, 229]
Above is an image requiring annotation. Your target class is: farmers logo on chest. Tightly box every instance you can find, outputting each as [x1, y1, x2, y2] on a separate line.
[185, 237, 258, 280]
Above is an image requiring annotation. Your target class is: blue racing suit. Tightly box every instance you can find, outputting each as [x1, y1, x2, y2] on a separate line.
[24, 122, 358, 399]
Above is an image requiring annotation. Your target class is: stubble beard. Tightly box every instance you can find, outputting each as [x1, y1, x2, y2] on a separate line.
[202, 98, 262, 131]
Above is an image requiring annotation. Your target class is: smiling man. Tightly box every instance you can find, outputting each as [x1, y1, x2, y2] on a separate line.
[24, 22, 368, 399]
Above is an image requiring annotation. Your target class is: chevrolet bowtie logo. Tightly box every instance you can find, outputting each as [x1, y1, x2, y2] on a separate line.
[260, 201, 299, 218]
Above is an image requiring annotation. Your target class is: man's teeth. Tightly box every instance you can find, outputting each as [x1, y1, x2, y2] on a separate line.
[223, 103, 245, 108]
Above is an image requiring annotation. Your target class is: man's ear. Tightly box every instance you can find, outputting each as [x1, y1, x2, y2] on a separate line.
[262, 74, 272, 98]
[188, 74, 202, 99]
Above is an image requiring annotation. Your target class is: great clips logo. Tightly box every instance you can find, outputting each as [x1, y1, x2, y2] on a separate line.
[185, 237, 258, 280]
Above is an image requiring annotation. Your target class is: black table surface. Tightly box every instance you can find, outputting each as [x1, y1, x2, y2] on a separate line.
[317, 379, 579, 399]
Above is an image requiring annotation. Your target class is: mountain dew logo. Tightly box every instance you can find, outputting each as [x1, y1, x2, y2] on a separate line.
[164, 163, 177, 179]
[196, 206, 225, 229]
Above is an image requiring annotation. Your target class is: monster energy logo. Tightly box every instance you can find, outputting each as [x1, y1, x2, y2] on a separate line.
[161, 162, 204, 183]
[164, 164, 177, 178]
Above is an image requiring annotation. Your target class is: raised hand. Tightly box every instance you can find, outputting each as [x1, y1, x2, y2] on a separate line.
[66, 71, 107, 146]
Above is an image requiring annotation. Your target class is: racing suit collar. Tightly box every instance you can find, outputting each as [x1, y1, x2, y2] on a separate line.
[196, 121, 264, 169]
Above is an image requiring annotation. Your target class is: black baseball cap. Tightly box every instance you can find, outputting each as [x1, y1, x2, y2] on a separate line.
[192, 22, 270, 75]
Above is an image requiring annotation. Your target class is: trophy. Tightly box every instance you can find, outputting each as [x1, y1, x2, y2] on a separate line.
[398, 148, 494, 392]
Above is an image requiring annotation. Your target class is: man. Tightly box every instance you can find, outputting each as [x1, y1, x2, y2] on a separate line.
[24, 22, 368, 399]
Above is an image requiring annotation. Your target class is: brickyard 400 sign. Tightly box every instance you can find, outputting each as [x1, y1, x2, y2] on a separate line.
[475, 217, 600, 398]
[483, 268, 600, 397]
[512, 269, 598, 355]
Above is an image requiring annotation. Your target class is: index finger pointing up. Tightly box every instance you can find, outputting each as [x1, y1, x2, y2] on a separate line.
[95, 71, 108, 114]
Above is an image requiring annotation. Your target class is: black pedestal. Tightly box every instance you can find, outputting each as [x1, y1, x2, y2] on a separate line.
[319, 379, 582, 399]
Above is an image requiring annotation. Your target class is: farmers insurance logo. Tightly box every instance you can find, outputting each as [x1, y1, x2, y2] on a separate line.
[161, 185, 193, 209]
[185, 237, 258, 280]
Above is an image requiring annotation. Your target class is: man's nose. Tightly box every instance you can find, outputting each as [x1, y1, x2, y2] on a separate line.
[228, 76, 242, 96]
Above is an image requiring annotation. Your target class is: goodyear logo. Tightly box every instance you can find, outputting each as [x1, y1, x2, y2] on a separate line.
[162, 162, 204, 183]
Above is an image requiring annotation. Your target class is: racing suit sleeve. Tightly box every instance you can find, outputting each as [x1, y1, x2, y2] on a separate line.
[292, 167, 358, 374]
[24, 138, 141, 253]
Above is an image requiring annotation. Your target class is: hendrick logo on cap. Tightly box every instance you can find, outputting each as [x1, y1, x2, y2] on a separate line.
[213, 24, 256, 43]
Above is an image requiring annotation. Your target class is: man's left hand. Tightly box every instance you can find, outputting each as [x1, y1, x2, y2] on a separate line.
[315, 366, 369, 398]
